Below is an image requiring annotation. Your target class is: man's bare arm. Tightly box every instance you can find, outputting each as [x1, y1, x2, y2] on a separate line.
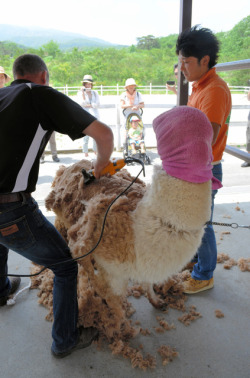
[83, 120, 114, 178]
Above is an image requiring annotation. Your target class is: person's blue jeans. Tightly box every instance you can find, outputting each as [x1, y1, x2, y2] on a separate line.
[192, 163, 222, 281]
[0, 196, 78, 353]
[82, 136, 97, 154]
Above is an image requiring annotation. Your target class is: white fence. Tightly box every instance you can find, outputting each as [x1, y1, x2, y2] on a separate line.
[53, 59, 250, 161]
[52, 92, 250, 151]
[55, 84, 250, 97]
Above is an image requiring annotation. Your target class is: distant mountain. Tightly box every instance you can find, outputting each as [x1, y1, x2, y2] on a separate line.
[0, 24, 126, 50]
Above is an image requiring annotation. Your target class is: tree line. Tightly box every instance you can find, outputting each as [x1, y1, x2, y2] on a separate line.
[1, 16, 249, 88]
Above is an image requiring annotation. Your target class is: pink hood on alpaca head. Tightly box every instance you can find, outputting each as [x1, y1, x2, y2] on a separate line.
[153, 106, 222, 189]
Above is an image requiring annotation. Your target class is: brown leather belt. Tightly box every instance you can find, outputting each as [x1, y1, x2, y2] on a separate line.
[0, 192, 32, 203]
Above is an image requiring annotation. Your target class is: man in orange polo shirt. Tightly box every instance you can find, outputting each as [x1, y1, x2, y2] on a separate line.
[176, 25, 232, 294]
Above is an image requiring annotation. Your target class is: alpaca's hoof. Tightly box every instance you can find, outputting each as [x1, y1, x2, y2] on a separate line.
[154, 299, 168, 311]
[147, 295, 168, 311]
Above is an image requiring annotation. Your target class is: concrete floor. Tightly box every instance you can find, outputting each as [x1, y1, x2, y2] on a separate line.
[0, 150, 249, 378]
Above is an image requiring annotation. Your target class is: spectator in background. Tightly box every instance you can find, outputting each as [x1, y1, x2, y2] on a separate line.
[40, 132, 60, 163]
[241, 88, 250, 167]
[128, 115, 146, 154]
[166, 63, 178, 94]
[120, 78, 144, 118]
[80, 75, 100, 157]
[166, 63, 192, 96]
[0, 66, 11, 88]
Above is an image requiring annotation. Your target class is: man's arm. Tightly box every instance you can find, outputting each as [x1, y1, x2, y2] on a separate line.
[166, 83, 177, 94]
[211, 122, 221, 145]
[83, 120, 114, 178]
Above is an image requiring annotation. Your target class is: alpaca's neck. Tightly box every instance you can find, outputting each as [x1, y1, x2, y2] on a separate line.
[130, 165, 212, 284]
[135, 165, 211, 231]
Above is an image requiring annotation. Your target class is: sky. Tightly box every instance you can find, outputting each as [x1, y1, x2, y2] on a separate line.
[2, 0, 250, 45]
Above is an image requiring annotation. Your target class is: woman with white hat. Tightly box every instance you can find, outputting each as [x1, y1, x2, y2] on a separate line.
[0, 66, 11, 88]
[120, 78, 144, 118]
[80, 74, 100, 157]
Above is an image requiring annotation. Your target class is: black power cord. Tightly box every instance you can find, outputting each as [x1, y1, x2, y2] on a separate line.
[3, 157, 145, 278]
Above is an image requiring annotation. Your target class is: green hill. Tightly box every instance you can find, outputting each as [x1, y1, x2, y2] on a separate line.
[0, 24, 125, 50]
[0, 16, 249, 87]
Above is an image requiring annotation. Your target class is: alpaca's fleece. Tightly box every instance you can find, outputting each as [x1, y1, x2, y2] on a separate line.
[31, 159, 211, 355]
[44, 159, 211, 296]
[40, 157, 211, 290]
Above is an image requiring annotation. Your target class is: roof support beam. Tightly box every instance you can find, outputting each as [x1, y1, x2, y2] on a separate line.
[177, 0, 192, 106]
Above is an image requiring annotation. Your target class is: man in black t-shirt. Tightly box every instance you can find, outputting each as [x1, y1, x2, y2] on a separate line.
[0, 54, 114, 358]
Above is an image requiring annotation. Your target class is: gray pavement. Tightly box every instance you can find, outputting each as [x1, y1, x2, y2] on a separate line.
[0, 150, 250, 378]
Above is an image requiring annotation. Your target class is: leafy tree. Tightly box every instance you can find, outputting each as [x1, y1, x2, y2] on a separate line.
[129, 45, 136, 53]
[137, 35, 160, 50]
[40, 40, 60, 58]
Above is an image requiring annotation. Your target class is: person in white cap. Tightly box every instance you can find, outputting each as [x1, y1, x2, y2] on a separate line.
[128, 115, 145, 154]
[0, 66, 11, 88]
[80, 74, 100, 157]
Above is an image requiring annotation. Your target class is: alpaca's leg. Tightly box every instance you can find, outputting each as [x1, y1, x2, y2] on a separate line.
[145, 283, 167, 310]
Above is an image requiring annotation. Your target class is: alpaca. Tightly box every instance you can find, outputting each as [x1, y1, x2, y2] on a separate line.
[31, 106, 214, 343]
[44, 159, 211, 304]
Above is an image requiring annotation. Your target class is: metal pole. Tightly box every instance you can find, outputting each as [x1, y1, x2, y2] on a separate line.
[177, 0, 192, 106]
[116, 104, 121, 151]
[215, 59, 250, 72]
